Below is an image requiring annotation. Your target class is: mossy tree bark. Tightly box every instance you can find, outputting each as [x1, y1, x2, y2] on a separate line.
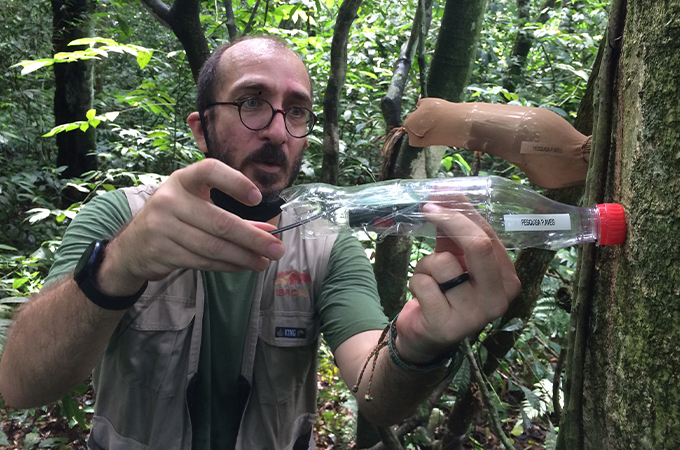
[559, 0, 680, 448]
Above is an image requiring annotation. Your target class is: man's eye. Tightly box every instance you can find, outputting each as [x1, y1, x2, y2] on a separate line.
[242, 98, 263, 109]
[288, 106, 306, 118]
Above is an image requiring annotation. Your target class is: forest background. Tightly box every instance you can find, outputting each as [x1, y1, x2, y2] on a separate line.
[1, 0, 677, 449]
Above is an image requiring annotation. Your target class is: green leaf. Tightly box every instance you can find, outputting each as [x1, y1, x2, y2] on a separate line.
[545, 420, 558, 450]
[0, 297, 30, 304]
[0, 429, 8, 446]
[19, 60, 53, 75]
[12, 278, 28, 289]
[60, 394, 87, 429]
[520, 385, 541, 411]
[452, 357, 471, 394]
[137, 50, 152, 69]
[359, 70, 378, 79]
[0, 244, 18, 251]
[66, 182, 91, 193]
[86, 109, 96, 120]
[501, 318, 524, 332]
[510, 420, 523, 437]
[23, 432, 41, 449]
[27, 208, 51, 224]
[39, 437, 69, 448]
[104, 111, 120, 122]
[79, 122, 90, 132]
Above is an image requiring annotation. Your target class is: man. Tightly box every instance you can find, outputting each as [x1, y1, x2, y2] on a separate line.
[0, 36, 520, 449]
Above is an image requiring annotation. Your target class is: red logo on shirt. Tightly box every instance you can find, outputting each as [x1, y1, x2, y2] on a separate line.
[275, 271, 311, 297]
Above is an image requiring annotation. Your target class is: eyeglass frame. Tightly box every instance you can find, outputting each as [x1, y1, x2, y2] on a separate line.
[205, 98, 317, 138]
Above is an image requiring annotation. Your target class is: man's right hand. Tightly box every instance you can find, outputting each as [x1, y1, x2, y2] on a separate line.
[97, 158, 285, 297]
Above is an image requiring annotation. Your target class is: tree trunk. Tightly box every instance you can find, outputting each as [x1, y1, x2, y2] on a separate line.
[319, 0, 363, 185]
[502, 0, 556, 92]
[139, 0, 210, 82]
[222, 0, 239, 40]
[52, 0, 96, 205]
[560, 0, 680, 448]
[426, 0, 488, 102]
[441, 11, 604, 450]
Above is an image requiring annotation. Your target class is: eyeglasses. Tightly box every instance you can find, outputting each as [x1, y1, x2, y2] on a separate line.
[207, 98, 317, 138]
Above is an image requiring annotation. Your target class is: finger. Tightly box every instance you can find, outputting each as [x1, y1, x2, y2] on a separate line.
[411, 252, 474, 309]
[248, 221, 279, 233]
[413, 251, 465, 284]
[177, 158, 263, 206]
[425, 198, 519, 300]
[422, 203, 511, 301]
[151, 187, 285, 261]
[165, 221, 274, 272]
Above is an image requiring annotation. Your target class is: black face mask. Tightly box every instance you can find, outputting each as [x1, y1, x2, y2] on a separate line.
[199, 109, 285, 222]
[210, 188, 284, 222]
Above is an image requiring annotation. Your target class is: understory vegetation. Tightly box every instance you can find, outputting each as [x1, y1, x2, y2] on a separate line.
[0, 0, 606, 448]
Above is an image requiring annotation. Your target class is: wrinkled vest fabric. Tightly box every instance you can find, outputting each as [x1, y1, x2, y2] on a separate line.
[88, 184, 338, 450]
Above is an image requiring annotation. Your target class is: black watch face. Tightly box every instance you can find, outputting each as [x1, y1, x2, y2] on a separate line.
[74, 241, 99, 282]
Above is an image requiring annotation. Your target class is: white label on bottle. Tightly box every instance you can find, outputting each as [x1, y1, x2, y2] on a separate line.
[520, 141, 566, 155]
[503, 214, 571, 232]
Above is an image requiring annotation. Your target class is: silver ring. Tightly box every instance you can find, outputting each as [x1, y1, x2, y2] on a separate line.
[439, 272, 470, 292]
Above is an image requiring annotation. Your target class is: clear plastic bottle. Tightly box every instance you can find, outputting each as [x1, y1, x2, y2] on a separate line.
[279, 176, 626, 251]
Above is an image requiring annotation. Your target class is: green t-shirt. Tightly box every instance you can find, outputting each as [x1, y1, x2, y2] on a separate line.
[46, 188, 388, 449]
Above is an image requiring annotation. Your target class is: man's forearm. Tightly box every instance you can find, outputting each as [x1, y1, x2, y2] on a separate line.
[0, 276, 125, 408]
[352, 346, 449, 427]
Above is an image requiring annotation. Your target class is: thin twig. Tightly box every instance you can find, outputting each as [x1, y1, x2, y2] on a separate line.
[462, 339, 514, 450]
[539, 42, 556, 94]
[241, 0, 262, 36]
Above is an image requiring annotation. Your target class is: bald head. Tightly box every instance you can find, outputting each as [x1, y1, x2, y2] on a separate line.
[196, 36, 313, 112]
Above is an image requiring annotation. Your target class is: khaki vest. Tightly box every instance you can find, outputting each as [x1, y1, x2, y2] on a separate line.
[88, 184, 338, 450]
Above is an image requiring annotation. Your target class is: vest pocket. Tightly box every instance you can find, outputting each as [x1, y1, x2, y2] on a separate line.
[111, 294, 195, 398]
[254, 311, 320, 405]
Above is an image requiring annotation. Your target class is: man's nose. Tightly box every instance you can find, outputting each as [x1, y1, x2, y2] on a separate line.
[259, 110, 288, 145]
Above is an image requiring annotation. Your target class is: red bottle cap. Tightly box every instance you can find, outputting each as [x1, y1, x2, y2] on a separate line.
[597, 203, 626, 245]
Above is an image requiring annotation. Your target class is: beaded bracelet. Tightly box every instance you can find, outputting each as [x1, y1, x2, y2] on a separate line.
[352, 312, 457, 401]
[387, 312, 456, 373]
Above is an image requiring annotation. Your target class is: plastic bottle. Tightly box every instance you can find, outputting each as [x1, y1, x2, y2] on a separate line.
[279, 176, 626, 251]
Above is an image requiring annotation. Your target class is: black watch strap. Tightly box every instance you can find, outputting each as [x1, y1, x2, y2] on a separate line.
[74, 240, 148, 310]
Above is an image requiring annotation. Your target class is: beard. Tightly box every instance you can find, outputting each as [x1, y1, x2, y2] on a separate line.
[206, 133, 303, 203]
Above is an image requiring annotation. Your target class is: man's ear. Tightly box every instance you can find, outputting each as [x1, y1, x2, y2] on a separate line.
[187, 111, 208, 154]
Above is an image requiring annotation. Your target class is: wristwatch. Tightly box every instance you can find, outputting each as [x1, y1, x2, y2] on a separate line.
[73, 239, 148, 310]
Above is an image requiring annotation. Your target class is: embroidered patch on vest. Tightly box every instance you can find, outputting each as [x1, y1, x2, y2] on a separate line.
[275, 270, 311, 298]
[275, 327, 307, 339]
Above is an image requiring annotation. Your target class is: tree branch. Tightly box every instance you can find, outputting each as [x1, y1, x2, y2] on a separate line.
[368, 371, 454, 450]
[139, 0, 210, 82]
[463, 340, 514, 450]
[320, 0, 363, 185]
[242, 0, 261, 36]
[222, 0, 238, 40]
[380, 0, 427, 129]
[139, 0, 172, 28]
[375, 427, 404, 450]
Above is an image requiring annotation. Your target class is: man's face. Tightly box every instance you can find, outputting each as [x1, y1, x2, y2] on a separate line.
[205, 40, 312, 202]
